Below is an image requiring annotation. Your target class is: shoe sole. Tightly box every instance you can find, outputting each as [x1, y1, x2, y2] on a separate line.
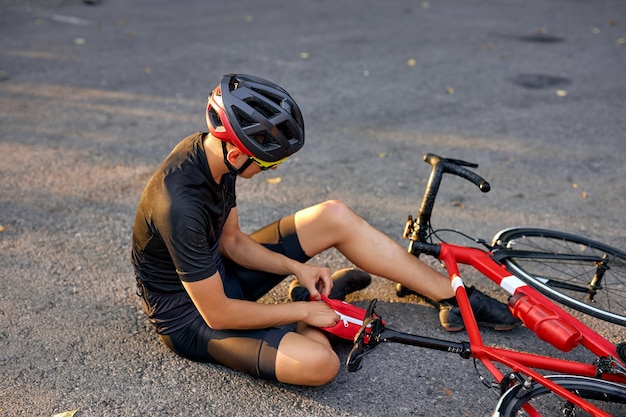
[329, 268, 372, 300]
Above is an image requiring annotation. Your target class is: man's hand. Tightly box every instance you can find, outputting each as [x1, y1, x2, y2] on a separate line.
[298, 300, 340, 328]
[293, 263, 332, 301]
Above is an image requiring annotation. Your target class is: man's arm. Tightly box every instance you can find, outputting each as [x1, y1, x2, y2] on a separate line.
[219, 207, 333, 299]
[182, 272, 340, 330]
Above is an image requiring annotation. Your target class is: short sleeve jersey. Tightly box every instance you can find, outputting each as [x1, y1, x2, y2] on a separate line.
[131, 132, 236, 299]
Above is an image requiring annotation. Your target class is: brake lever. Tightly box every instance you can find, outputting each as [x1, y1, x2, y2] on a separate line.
[443, 157, 479, 169]
[425, 153, 479, 169]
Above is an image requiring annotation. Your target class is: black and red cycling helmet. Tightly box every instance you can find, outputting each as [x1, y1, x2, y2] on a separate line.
[206, 74, 305, 163]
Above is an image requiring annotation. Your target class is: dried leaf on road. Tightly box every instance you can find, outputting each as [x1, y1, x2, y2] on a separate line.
[53, 410, 79, 417]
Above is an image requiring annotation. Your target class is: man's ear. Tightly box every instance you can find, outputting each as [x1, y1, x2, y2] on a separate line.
[225, 146, 245, 165]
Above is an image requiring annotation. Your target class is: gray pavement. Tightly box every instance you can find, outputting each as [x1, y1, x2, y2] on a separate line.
[1, 0, 625, 416]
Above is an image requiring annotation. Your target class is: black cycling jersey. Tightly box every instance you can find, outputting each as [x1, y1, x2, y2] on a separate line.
[131, 132, 312, 380]
[131, 132, 236, 333]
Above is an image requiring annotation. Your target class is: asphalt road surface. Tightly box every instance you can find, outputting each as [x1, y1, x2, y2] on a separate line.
[1, 0, 625, 416]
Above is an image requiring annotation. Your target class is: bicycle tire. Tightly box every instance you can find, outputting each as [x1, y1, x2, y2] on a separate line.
[494, 375, 626, 417]
[492, 227, 626, 326]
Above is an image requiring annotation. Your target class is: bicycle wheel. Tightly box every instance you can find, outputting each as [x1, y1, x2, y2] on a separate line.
[494, 375, 626, 417]
[493, 227, 626, 326]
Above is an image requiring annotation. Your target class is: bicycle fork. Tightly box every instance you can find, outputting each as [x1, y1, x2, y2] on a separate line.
[588, 255, 609, 302]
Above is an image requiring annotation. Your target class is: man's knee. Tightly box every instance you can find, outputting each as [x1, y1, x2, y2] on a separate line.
[276, 333, 340, 386]
[301, 345, 340, 386]
[313, 200, 359, 227]
[318, 199, 350, 215]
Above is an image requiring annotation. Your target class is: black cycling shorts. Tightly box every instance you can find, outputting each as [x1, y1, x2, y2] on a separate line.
[159, 213, 310, 381]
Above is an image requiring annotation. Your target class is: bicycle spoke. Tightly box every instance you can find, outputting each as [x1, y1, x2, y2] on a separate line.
[495, 228, 626, 326]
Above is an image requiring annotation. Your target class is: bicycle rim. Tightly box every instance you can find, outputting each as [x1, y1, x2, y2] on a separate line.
[493, 227, 626, 326]
[494, 375, 626, 417]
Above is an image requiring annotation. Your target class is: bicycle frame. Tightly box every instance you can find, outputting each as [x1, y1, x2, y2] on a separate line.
[349, 154, 626, 416]
[428, 241, 625, 416]
[359, 241, 626, 416]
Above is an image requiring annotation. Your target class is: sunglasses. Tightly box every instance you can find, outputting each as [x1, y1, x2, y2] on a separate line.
[249, 156, 287, 171]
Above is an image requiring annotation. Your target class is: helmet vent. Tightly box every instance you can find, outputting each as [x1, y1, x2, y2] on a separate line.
[276, 121, 296, 141]
[208, 107, 223, 128]
[247, 98, 278, 119]
[250, 86, 284, 107]
[232, 107, 257, 128]
[253, 132, 281, 148]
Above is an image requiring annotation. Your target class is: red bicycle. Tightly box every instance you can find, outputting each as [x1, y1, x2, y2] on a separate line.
[346, 154, 626, 416]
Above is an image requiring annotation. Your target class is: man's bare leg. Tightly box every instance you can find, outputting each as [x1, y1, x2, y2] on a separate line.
[274, 327, 340, 386]
[294, 200, 454, 302]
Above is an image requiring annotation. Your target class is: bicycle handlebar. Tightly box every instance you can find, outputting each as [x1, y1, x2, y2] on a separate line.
[408, 241, 441, 258]
[423, 154, 491, 193]
[413, 154, 490, 242]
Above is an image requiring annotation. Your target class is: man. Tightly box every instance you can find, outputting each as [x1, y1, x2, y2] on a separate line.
[131, 74, 519, 386]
